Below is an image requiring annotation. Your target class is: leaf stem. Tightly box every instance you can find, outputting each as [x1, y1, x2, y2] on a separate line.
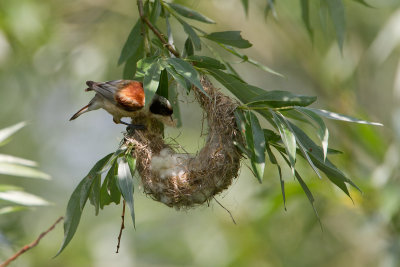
[116, 200, 126, 253]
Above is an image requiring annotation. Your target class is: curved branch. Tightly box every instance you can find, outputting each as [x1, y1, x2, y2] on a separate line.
[137, 0, 180, 58]
[0, 216, 64, 267]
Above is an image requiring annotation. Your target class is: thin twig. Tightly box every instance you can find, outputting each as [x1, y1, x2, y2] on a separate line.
[116, 200, 126, 253]
[213, 197, 236, 225]
[136, 0, 180, 58]
[0, 216, 64, 267]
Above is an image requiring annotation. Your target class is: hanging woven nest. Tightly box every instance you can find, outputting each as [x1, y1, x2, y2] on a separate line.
[123, 76, 243, 209]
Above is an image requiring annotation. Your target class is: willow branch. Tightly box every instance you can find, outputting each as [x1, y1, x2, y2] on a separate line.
[0, 216, 64, 267]
[137, 0, 180, 58]
[116, 200, 126, 253]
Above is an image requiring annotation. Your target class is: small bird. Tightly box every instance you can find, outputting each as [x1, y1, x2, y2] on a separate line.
[70, 80, 174, 128]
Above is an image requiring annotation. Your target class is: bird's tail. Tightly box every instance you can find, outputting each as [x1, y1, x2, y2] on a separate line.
[69, 105, 90, 121]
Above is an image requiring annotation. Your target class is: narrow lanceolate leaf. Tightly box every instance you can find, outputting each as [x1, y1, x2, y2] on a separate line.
[218, 44, 282, 77]
[296, 107, 329, 160]
[248, 112, 266, 183]
[0, 154, 37, 167]
[118, 20, 144, 65]
[304, 108, 383, 126]
[100, 159, 121, 209]
[168, 3, 215, 24]
[56, 177, 94, 256]
[126, 154, 137, 177]
[167, 58, 207, 96]
[246, 91, 317, 108]
[168, 77, 182, 127]
[123, 44, 144, 79]
[187, 55, 226, 70]
[271, 112, 296, 174]
[117, 157, 135, 227]
[207, 68, 264, 103]
[183, 37, 194, 57]
[288, 122, 361, 196]
[204, 31, 252, 48]
[150, 0, 161, 24]
[143, 60, 163, 106]
[266, 144, 286, 210]
[164, 64, 191, 92]
[241, 0, 249, 16]
[0, 122, 26, 145]
[156, 69, 169, 99]
[56, 153, 113, 256]
[175, 16, 201, 50]
[300, 0, 313, 39]
[326, 0, 346, 52]
[0, 163, 50, 179]
[88, 174, 101, 215]
[0, 191, 49, 206]
[280, 152, 320, 221]
[281, 114, 322, 179]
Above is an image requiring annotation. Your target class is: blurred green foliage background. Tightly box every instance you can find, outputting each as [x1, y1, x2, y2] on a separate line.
[1, 0, 400, 266]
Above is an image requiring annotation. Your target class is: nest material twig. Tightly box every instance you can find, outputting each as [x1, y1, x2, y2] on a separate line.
[124, 76, 243, 208]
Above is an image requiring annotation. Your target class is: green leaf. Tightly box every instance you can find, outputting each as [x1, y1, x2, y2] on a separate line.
[56, 177, 94, 256]
[123, 44, 144, 79]
[326, 0, 346, 51]
[204, 31, 252, 48]
[217, 44, 283, 77]
[99, 159, 120, 209]
[241, 0, 249, 16]
[300, 0, 313, 39]
[0, 154, 37, 167]
[249, 112, 266, 183]
[135, 57, 156, 80]
[117, 157, 135, 227]
[57, 153, 113, 256]
[143, 60, 163, 106]
[271, 112, 296, 174]
[296, 107, 329, 160]
[166, 58, 207, 96]
[0, 122, 26, 146]
[0, 206, 27, 215]
[263, 129, 281, 143]
[126, 154, 137, 177]
[168, 77, 182, 127]
[174, 16, 201, 50]
[304, 108, 383, 126]
[88, 174, 101, 215]
[156, 69, 169, 99]
[187, 55, 226, 70]
[168, 3, 215, 24]
[279, 152, 320, 221]
[265, 145, 286, 210]
[0, 163, 50, 179]
[150, 0, 161, 24]
[0, 190, 49, 206]
[207, 68, 264, 103]
[246, 91, 317, 108]
[288, 122, 360, 196]
[118, 20, 144, 65]
[183, 37, 194, 57]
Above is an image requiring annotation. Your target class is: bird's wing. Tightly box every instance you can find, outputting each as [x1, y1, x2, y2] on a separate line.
[87, 80, 145, 111]
[114, 81, 145, 111]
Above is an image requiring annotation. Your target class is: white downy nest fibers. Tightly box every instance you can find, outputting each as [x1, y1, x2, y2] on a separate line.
[124, 76, 243, 209]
